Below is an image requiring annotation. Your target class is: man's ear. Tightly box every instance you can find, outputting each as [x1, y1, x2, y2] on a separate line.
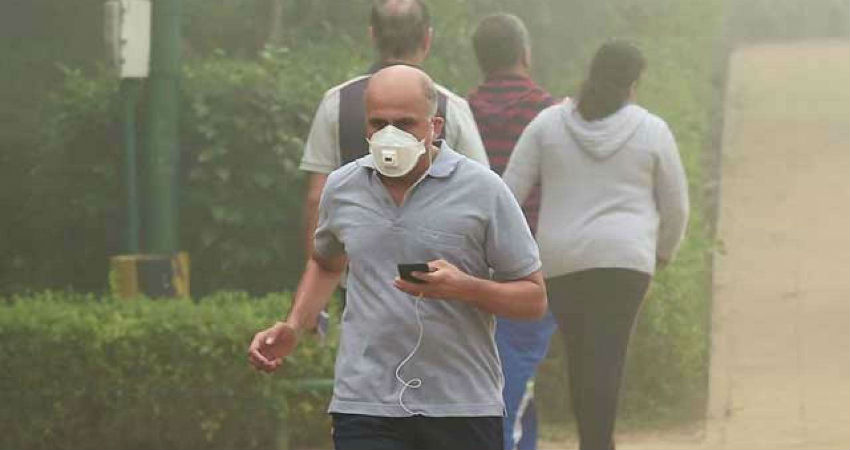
[431, 115, 445, 142]
[629, 80, 639, 101]
[421, 27, 433, 55]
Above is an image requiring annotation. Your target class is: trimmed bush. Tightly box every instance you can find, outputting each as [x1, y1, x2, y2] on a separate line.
[0, 292, 338, 450]
[14, 44, 368, 297]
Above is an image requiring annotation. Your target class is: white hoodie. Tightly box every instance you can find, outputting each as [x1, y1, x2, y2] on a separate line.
[502, 100, 689, 277]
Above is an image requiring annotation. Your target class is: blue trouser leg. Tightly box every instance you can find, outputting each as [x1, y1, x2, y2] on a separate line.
[516, 396, 538, 450]
[496, 311, 557, 450]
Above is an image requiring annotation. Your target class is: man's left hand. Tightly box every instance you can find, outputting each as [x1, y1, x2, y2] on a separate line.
[393, 259, 476, 302]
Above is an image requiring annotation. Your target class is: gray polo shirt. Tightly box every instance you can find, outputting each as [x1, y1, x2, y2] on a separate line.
[315, 143, 541, 417]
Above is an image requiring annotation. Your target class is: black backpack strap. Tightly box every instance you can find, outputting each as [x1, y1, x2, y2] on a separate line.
[338, 77, 371, 166]
[436, 90, 447, 140]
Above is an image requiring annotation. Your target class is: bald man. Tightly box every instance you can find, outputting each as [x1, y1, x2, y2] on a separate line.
[300, 0, 487, 262]
[300, 0, 488, 335]
[249, 66, 546, 450]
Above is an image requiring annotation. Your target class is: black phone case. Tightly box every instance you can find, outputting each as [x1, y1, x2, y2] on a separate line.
[398, 263, 429, 284]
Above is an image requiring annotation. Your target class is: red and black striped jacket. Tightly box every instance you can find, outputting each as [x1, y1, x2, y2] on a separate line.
[468, 74, 555, 235]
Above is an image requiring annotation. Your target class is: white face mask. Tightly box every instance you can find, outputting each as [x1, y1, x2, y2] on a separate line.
[367, 125, 428, 178]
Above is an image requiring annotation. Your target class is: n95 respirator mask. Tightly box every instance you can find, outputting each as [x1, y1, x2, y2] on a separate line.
[367, 125, 427, 178]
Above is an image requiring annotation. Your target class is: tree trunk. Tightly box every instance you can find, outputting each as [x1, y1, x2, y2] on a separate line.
[266, 0, 284, 46]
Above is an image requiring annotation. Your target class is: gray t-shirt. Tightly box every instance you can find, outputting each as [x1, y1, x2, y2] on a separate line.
[315, 143, 541, 417]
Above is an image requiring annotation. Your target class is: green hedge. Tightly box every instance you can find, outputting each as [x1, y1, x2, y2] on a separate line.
[0, 292, 338, 450]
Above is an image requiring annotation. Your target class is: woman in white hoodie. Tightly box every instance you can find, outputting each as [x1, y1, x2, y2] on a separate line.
[502, 40, 689, 449]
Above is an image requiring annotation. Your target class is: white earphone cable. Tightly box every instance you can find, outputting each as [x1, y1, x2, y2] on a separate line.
[394, 294, 425, 415]
[393, 145, 434, 415]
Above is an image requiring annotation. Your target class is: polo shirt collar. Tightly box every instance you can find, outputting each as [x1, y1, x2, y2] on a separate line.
[484, 72, 532, 83]
[428, 141, 463, 178]
[356, 140, 462, 179]
[367, 61, 422, 75]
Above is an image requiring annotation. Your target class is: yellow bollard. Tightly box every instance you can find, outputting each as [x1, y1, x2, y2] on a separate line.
[109, 252, 190, 298]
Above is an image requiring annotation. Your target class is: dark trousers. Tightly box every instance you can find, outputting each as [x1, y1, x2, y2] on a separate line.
[547, 268, 651, 450]
[331, 413, 502, 450]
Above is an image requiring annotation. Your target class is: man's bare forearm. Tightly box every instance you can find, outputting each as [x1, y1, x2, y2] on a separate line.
[462, 271, 547, 320]
[285, 254, 345, 332]
[302, 173, 328, 258]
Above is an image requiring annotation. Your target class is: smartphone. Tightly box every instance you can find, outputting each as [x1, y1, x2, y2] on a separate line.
[397, 263, 430, 284]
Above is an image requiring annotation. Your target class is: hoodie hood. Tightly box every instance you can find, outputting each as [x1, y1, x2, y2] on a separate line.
[561, 99, 649, 160]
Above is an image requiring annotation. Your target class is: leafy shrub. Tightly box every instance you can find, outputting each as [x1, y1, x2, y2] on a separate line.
[11, 44, 368, 297]
[14, 67, 123, 293]
[0, 291, 338, 450]
[726, 0, 849, 42]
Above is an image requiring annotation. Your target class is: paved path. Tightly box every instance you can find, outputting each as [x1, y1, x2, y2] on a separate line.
[542, 41, 850, 450]
[703, 41, 850, 450]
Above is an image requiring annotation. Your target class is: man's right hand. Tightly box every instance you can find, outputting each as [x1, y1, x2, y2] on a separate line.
[248, 321, 299, 373]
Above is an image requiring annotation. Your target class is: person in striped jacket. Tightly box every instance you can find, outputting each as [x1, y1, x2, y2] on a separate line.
[467, 13, 559, 450]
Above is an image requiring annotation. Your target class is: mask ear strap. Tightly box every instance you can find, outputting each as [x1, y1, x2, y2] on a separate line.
[411, 158, 430, 186]
[417, 139, 435, 183]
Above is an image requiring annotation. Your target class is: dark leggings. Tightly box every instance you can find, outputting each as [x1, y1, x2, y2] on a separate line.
[547, 268, 651, 450]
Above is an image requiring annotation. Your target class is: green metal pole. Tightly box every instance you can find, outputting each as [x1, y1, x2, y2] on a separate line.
[144, 0, 181, 254]
[122, 79, 141, 253]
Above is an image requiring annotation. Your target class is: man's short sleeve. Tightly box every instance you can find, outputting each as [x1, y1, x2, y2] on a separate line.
[443, 94, 490, 168]
[299, 90, 341, 174]
[313, 181, 345, 259]
[485, 180, 542, 281]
